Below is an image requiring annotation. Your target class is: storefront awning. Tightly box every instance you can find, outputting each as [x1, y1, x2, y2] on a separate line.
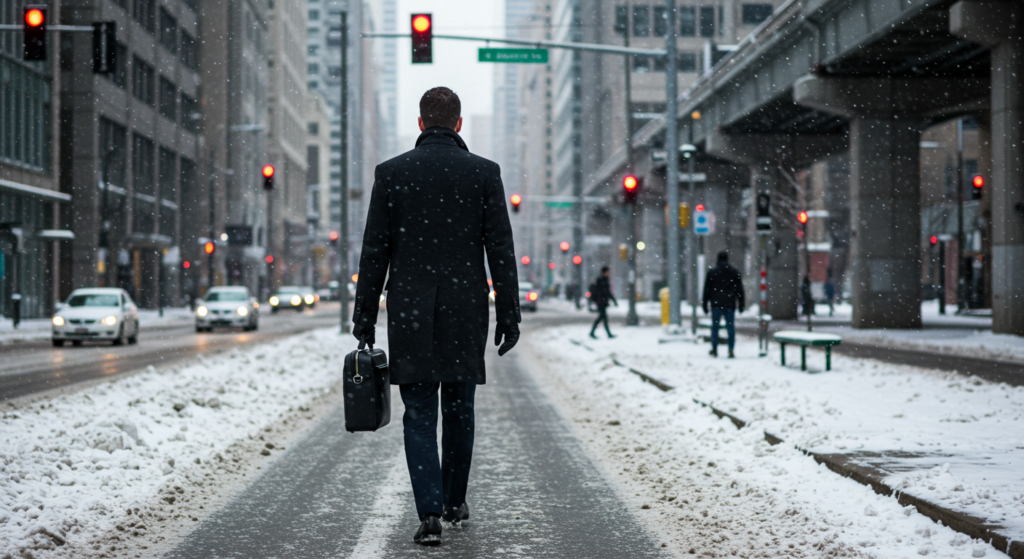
[0, 178, 71, 203]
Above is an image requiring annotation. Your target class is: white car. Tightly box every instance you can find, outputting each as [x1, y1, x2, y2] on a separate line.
[52, 288, 140, 347]
[195, 286, 259, 332]
[519, 281, 539, 312]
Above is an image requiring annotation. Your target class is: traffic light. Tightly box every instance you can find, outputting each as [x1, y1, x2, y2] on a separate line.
[23, 6, 47, 61]
[548, 262, 556, 270]
[92, 22, 116, 74]
[930, 235, 938, 245]
[262, 164, 275, 190]
[971, 174, 984, 200]
[265, 255, 274, 264]
[623, 174, 639, 203]
[797, 211, 809, 237]
[510, 193, 522, 213]
[182, 261, 191, 270]
[329, 230, 339, 245]
[411, 14, 432, 64]
[521, 255, 531, 265]
[560, 241, 570, 253]
[572, 255, 582, 266]
[204, 241, 216, 255]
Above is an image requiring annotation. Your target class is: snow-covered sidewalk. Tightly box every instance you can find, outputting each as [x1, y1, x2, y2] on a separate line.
[523, 324, 1021, 558]
[0, 327, 345, 558]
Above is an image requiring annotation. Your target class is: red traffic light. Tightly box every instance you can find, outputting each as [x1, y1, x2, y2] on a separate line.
[559, 241, 570, 252]
[572, 255, 582, 265]
[412, 14, 431, 33]
[510, 194, 522, 206]
[972, 175, 984, 188]
[623, 175, 638, 191]
[262, 164, 275, 178]
[930, 235, 938, 245]
[548, 262, 556, 270]
[182, 261, 191, 269]
[204, 241, 215, 255]
[623, 175, 639, 203]
[329, 230, 339, 242]
[797, 211, 809, 224]
[265, 255, 274, 264]
[25, 8, 44, 26]
[521, 256, 531, 265]
[411, 14, 432, 63]
[695, 204, 705, 212]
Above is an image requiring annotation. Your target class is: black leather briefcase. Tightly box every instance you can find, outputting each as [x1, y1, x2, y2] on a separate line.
[343, 342, 391, 432]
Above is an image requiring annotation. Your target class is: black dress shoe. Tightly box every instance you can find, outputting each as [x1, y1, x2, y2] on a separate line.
[413, 516, 442, 545]
[442, 503, 470, 525]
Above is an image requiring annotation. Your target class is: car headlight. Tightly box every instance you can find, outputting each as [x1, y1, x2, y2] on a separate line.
[303, 294, 315, 305]
[196, 306, 208, 317]
[237, 306, 248, 316]
[290, 295, 301, 306]
[52, 316, 65, 326]
[269, 296, 279, 306]
[103, 315, 118, 326]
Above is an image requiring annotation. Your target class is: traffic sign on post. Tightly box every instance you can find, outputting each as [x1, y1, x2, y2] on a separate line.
[478, 48, 548, 63]
[694, 210, 715, 236]
[755, 192, 771, 235]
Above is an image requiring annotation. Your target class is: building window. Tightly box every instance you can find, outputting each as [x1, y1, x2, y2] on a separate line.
[181, 93, 200, 133]
[678, 51, 698, 73]
[699, 6, 715, 37]
[308, 9, 320, 20]
[158, 148, 177, 239]
[653, 6, 668, 37]
[102, 42, 129, 89]
[328, 66, 341, 78]
[180, 32, 199, 71]
[179, 158, 199, 245]
[132, 56, 155, 106]
[132, 133, 156, 234]
[308, 63, 320, 75]
[110, 0, 127, 11]
[159, 8, 177, 53]
[679, 6, 696, 36]
[134, 0, 155, 33]
[158, 77, 177, 121]
[308, 122, 319, 135]
[614, 6, 627, 35]
[632, 55, 650, 73]
[632, 6, 649, 37]
[308, 45, 320, 56]
[741, 4, 773, 25]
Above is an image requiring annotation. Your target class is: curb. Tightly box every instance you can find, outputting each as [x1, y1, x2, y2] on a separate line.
[569, 339, 1023, 559]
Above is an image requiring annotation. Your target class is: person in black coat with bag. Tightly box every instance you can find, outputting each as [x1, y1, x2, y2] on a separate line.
[351, 87, 521, 546]
[701, 251, 745, 358]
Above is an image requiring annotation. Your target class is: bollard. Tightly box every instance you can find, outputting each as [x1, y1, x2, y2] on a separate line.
[11, 293, 21, 329]
[659, 287, 670, 326]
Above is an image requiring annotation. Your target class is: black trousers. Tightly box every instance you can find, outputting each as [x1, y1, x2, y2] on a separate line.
[590, 306, 612, 335]
[399, 382, 476, 520]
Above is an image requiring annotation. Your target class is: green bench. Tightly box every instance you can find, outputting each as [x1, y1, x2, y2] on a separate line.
[772, 330, 843, 371]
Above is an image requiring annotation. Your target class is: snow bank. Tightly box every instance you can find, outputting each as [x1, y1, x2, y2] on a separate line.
[523, 325, 1012, 558]
[0, 327, 343, 558]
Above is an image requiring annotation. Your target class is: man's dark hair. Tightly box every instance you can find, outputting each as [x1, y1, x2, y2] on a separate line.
[601, 266, 610, 274]
[419, 87, 461, 129]
[717, 250, 729, 263]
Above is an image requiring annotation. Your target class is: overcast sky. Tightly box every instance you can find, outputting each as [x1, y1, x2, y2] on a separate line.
[394, 0, 505, 152]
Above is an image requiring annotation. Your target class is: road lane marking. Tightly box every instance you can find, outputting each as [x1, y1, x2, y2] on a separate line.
[346, 449, 410, 557]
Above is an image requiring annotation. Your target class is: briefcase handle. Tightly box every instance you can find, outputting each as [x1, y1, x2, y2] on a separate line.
[352, 340, 373, 385]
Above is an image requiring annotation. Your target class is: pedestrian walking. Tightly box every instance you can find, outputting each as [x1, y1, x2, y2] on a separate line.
[351, 87, 520, 546]
[701, 251, 744, 358]
[801, 275, 815, 316]
[589, 267, 618, 339]
[823, 270, 836, 317]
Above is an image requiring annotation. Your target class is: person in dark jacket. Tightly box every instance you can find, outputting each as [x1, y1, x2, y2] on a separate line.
[589, 267, 618, 339]
[352, 87, 520, 546]
[701, 251, 745, 358]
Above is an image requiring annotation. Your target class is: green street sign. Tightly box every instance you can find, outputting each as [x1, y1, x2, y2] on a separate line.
[545, 201, 573, 209]
[478, 48, 549, 64]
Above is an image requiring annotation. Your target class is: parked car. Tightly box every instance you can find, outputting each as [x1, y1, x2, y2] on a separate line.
[269, 286, 307, 313]
[519, 281, 539, 312]
[52, 288, 139, 347]
[195, 286, 258, 332]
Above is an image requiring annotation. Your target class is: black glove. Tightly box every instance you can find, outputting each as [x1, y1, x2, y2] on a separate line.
[494, 324, 520, 356]
[352, 324, 375, 346]
[702, 305, 709, 315]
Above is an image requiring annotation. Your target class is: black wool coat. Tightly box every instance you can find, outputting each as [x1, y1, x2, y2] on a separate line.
[352, 127, 520, 385]
[591, 276, 616, 309]
[702, 261, 745, 312]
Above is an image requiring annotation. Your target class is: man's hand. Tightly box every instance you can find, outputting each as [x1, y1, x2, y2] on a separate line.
[702, 305, 709, 315]
[352, 324, 375, 346]
[494, 324, 520, 356]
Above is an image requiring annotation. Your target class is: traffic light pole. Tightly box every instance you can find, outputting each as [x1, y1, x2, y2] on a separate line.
[664, 1, 681, 329]
[623, 3, 639, 327]
[339, 10, 351, 334]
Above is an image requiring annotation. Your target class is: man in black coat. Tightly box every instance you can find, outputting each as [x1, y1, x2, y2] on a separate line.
[589, 266, 617, 338]
[702, 251, 745, 358]
[352, 87, 520, 545]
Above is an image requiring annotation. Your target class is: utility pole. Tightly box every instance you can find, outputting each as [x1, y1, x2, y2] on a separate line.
[665, 0, 681, 328]
[686, 127, 698, 334]
[956, 117, 965, 312]
[624, 1, 639, 327]
[339, 10, 351, 334]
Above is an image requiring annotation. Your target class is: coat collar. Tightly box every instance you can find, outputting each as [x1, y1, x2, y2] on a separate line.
[415, 127, 469, 151]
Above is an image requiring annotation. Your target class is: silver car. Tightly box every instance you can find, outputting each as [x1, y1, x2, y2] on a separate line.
[195, 287, 259, 332]
[519, 281, 539, 312]
[52, 288, 140, 347]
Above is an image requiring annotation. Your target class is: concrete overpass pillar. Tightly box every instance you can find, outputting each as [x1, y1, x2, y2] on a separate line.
[707, 131, 846, 320]
[951, 1, 1024, 335]
[795, 76, 987, 328]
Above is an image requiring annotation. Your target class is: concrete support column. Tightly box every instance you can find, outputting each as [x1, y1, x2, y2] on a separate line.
[847, 118, 924, 328]
[952, 1, 1024, 334]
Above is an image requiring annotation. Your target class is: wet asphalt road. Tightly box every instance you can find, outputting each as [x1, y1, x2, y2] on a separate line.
[164, 318, 668, 559]
[0, 303, 343, 401]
